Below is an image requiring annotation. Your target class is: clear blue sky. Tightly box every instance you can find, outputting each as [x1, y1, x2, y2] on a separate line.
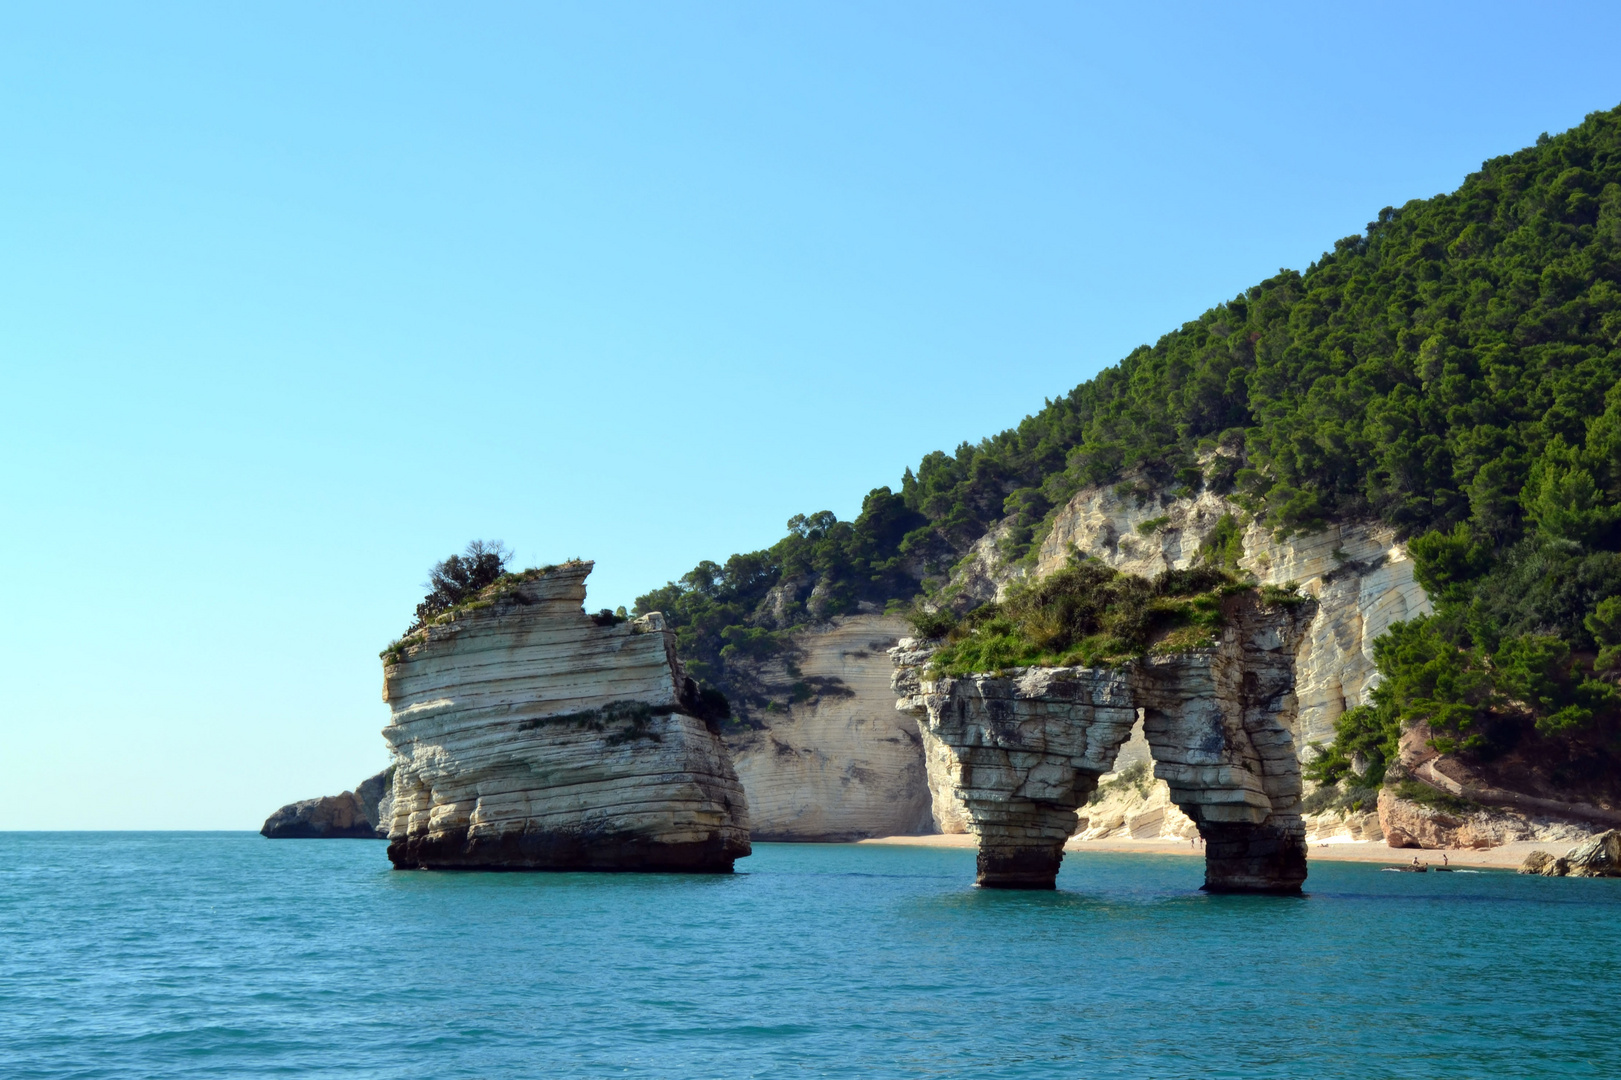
[4, 2, 1620, 828]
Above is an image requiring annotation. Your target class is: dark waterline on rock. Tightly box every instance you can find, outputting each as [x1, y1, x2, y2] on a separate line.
[3, 834, 1619, 1078]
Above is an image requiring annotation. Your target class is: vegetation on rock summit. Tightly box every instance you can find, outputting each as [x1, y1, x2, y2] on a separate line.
[921, 561, 1250, 676]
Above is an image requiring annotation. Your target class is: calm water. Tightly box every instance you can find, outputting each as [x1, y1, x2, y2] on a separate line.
[2, 835, 1618, 1078]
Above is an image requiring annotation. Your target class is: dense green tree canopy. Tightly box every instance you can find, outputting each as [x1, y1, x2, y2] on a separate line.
[641, 105, 1621, 765]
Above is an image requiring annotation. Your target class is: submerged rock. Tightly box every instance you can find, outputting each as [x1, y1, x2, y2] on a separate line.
[893, 593, 1316, 892]
[380, 561, 750, 872]
[260, 765, 394, 839]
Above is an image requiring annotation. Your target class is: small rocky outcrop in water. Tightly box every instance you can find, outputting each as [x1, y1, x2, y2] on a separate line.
[380, 561, 750, 872]
[893, 593, 1316, 891]
[261, 766, 395, 838]
[1520, 830, 1621, 877]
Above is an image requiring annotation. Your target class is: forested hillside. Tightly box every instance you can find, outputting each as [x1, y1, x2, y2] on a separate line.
[638, 104, 1621, 785]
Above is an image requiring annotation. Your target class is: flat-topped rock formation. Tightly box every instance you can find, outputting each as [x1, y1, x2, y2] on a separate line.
[893, 593, 1316, 891]
[722, 615, 934, 840]
[380, 561, 750, 872]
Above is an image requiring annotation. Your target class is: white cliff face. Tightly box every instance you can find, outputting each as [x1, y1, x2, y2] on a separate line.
[900, 481, 1433, 844]
[380, 561, 749, 871]
[723, 615, 934, 840]
[1077, 761, 1199, 842]
[940, 520, 1028, 612]
[1034, 483, 1431, 756]
[1036, 488, 1238, 580]
[1240, 522, 1430, 751]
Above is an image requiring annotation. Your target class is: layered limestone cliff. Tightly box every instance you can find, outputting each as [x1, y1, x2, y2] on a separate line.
[721, 615, 934, 840]
[1035, 485, 1428, 754]
[919, 480, 1621, 850]
[893, 594, 1317, 891]
[380, 561, 750, 872]
[1074, 760, 1199, 842]
[925, 481, 1431, 843]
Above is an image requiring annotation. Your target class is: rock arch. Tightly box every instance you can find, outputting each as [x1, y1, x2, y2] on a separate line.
[891, 594, 1315, 891]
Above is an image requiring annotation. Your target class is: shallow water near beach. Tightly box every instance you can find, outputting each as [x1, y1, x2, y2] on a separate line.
[3, 834, 1618, 1078]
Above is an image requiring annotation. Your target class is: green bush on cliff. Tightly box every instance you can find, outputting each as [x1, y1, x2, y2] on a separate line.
[413, 540, 513, 630]
[381, 547, 562, 663]
[643, 105, 1621, 762]
[923, 561, 1244, 676]
[1300, 780, 1379, 816]
[1087, 761, 1153, 805]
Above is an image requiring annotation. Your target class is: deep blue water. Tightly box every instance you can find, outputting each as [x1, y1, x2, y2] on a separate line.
[2, 835, 1619, 1079]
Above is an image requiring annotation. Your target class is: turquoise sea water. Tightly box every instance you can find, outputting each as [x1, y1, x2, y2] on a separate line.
[3, 835, 1619, 1079]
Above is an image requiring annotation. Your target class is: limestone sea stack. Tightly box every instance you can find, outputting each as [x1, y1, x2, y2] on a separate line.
[893, 593, 1316, 892]
[379, 561, 750, 872]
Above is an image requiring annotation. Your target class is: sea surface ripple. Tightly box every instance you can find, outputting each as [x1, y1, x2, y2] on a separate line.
[2, 833, 1618, 1078]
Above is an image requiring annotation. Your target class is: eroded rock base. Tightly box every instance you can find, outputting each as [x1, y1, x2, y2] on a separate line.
[973, 806, 1079, 888]
[1200, 821, 1307, 893]
[387, 828, 747, 873]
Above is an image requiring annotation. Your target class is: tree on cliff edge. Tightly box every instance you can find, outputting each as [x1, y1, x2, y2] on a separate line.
[412, 540, 512, 629]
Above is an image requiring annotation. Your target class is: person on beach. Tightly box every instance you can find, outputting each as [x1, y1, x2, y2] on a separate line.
[1442, 853, 1448, 866]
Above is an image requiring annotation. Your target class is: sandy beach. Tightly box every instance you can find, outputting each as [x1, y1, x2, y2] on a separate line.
[857, 832, 1550, 869]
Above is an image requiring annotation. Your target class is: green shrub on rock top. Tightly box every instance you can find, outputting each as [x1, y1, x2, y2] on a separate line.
[922, 559, 1246, 676]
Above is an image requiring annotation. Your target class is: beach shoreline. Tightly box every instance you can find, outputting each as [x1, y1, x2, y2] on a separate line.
[856, 832, 1549, 869]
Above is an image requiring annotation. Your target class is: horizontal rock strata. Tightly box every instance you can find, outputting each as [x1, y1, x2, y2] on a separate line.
[895, 477, 1607, 853]
[920, 482, 1434, 845]
[1302, 807, 1385, 845]
[1034, 486, 1429, 757]
[894, 594, 1315, 891]
[1076, 761, 1200, 843]
[380, 561, 749, 872]
[722, 615, 933, 840]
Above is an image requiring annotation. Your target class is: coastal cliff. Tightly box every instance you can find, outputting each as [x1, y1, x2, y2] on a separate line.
[956, 483, 1429, 752]
[918, 482, 1426, 844]
[637, 111, 1621, 857]
[893, 592, 1317, 890]
[379, 561, 750, 872]
[721, 615, 933, 840]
